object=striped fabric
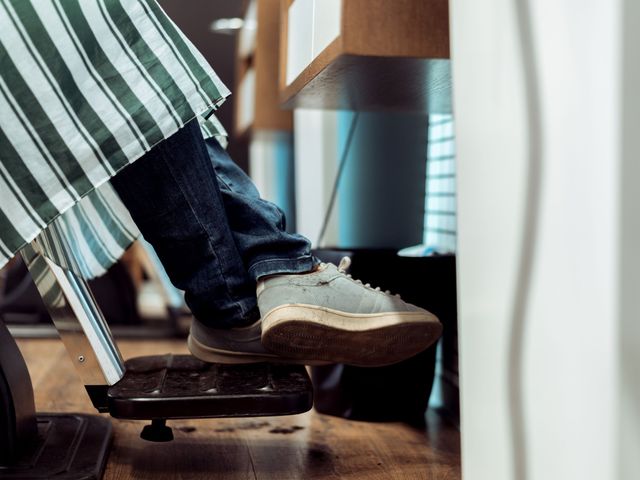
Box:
[0,0,230,277]
[21,242,65,310]
[200,115,229,149]
[37,184,140,279]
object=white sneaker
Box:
[257,257,443,367]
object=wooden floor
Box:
[16,338,461,480]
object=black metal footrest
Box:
[107,355,314,420]
[0,414,111,479]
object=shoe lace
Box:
[334,256,402,299]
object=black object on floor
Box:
[311,248,458,426]
[107,355,313,440]
[0,318,111,479]
[140,418,174,442]
[0,414,112,480]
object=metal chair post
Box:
[20,223,125,409]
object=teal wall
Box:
[337,111,428,249]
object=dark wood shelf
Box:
[279,0,452,113]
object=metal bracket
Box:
[19,224,125,409]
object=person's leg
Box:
[204,137,316,281]
[174,136,327,363]
[196,138,441,367]
[112,120,442,366]
[110,120,313,329]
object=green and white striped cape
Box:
[0,0,230,278]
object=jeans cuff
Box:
[248,254,319,281]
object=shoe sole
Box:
[261,304,443,367]
[187,334,330,366]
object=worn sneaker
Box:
[257,257,443,367]
[187,318,329,365]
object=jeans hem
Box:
[249,254,318,281]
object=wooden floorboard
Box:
[16,338,461,480]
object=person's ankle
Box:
[256,263,320,282]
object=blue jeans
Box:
[111,120,315,328]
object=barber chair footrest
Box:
[107,355,314,420]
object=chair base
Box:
[0,414,111,480]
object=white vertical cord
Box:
[509,0,543,478]
[316,112,360,247]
